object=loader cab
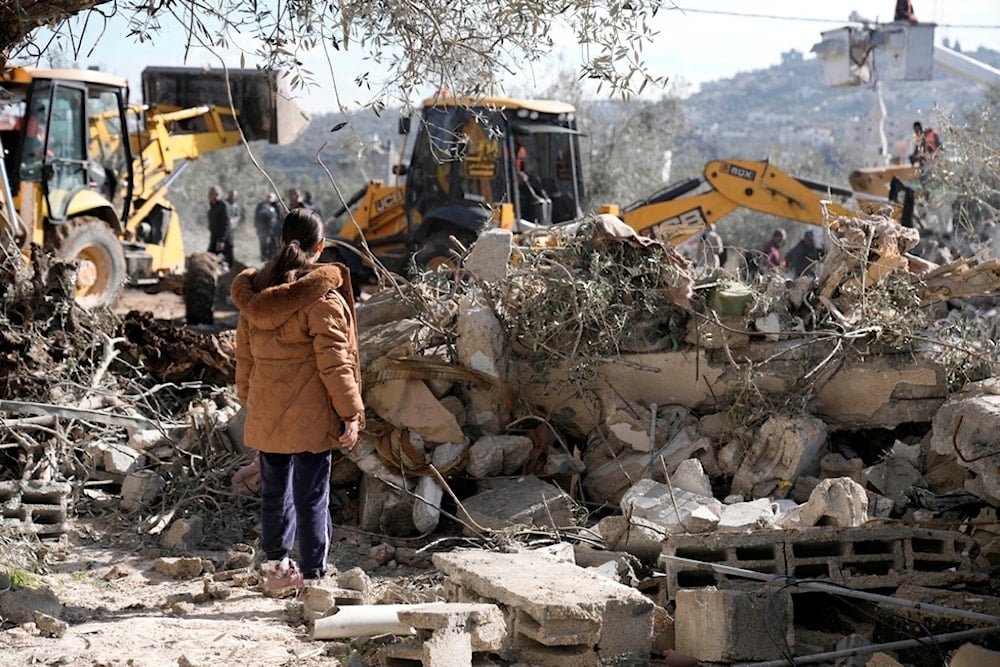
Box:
[403,96,584,239]
[0,67,132,237]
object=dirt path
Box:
[2,517,436,666]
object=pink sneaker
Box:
[262,558,303,598]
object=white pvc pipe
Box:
[311,604,418,640]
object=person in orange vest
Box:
[894,0,917,23]
[910,121,941,166]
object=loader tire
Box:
[184,252,218,326]
[46,217,126,309]
[412,230,475,274]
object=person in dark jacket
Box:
[785,230,825,277]
[207,185,235,267]
[231,207,363,596]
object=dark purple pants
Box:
[258,450,332,579]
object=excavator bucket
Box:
[140,67,309,145]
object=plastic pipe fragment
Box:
[312,604,419,640]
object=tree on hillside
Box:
[2,0,672,105]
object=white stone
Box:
[621,478,722,535]
[718,499,776,532]
[671,458,713,497]
[104,443,142,475]
[413,475,443,534]
[798,477,869,528]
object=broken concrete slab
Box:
[718,498,776,532]
[514,343,948,439]
[930,390,1000,505]
[458,476,575,534]
[583,426,713,505]
[433,549,653,665]
[621,478,722,535]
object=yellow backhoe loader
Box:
[322,96,910,286]
[0,65,307,321]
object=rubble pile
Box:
[3,208,1000,663]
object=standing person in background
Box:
[207,185,235,267]
[254,192,281,261]
[785,230,824,277]
[910,121,941,166]
[303,191,323,221]
[761,228,787,274]
[226,189,243,231]
[231,208,364,597]
[288,188,306,210]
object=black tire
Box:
[184,252,218,325]
[46,217,126,309]
[412,230,475,274]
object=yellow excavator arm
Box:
[621,158,905,244]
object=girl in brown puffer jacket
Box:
[231,207,364,596]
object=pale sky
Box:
[27,0,1000,115]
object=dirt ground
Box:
[2,515,442,667]
[111,288,239,331]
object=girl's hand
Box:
[339,420,359,450]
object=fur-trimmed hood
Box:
[231,263,354,331]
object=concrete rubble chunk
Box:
[396,602,507,651]
[583,426,713,505]
[464,228,513,284]
[120,470,164,511]
[718,498,776,532]
[466,435,533,478]
[366,378,465,444]
[430,441,468,472]
[103,442,142,475]
[595,515,665,563]
[433,549,653,665]
[675,588,793,662]
[948,643,1000,667]
[930,392,1000,505]
[456,305,510,434]
[798,477,869,528]
[671,458,713,497]
[159,516,204,550]
[358,473,415,536]
[153,556,204,579]
[731,413,827,497]
[865,441,925,507]
[0,586,63,624]
[621,478,722,535]
[459,476,576,533]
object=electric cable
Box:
[672,7,1000,30]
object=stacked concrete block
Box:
[674,588,794,662]
[0,480,71,537]
[380,603,506,667]
[659,525,981,602]
[433,549,653,666]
